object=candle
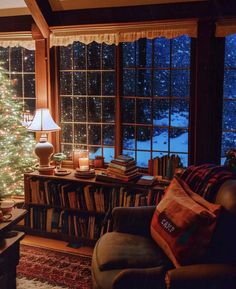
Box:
[79,157,89,171]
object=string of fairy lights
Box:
[0,65,36,197]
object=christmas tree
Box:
[0,65,36,197]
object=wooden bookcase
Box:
[24,170,168,246]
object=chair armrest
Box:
[166,264,236,289]
[112,206,156,236]
[113,266,165,289]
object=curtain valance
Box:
[0,32,35,50]
[216,19,236,37]
[50,20,197,47]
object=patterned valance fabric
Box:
[0,32,35,50]
[50,20,197,47]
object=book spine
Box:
[108,162,131,171]
[148,159,153,175]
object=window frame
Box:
[221,34,236,163]
[55,35,192,168]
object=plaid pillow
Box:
[150,177,221,267]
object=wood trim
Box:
[50,1,236,27]
[49,0,207,11]
[35,0,55,26]
[188,38,196,165]
[25,0,50,38]
[216,18,236,37]
[34,38,48,108]
[191,19,225,165]
[115,44,122,157]
[50,19,198,34]
[52,3,206,26]
[49,46,60,153]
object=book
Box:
[46,208,54,232]
[148,159,153,175]
[96,172,140,183]
[115,155,135,163]
[84,185,95,211]
[106,169,139,181]
[107,167,139,176]
[51,209,61,233]
[136,175,156,186]
[29,179,40,203]
[108,162,137,172]
[68,191,77,209]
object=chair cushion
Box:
[150,177,221,267]
[96,231,170,271]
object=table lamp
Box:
[27,108,60,173]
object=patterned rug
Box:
[17,244,92,289]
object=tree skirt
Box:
[17,244,92,289]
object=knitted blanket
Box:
[178,164,236,202]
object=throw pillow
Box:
[150,177,221,267]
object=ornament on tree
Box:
[0,65,36,197]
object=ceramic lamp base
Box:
[35,134,54,168]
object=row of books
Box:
[28,207,110,240]
[29,178,166,209]
[27,187,164,240]
[148,154,181,179]
[107,155,140,181]
[28,178,165,211]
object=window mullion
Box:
[115,43,122,158]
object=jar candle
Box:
[79,157,89,171]
[94,156,104,168]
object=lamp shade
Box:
[27,108,60,132]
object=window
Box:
[221,34,236,163]
[0,47,36,113]
[59,42,116,162]
[59,35,191,167]
[122,36,190,167]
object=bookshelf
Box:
[24,170,169,246]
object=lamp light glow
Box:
[27,108,60,132]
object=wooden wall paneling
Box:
[190,19,225,165]
[52,2,207,26]
[32,24,52,143]
[33,38,49,108]
[0,16,33,32]
[35,0,56,26]
[51,1,236,27]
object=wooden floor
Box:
[21,234,94,256]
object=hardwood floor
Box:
[21,234,93,256]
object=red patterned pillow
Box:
[150,177,221,267]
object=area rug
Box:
[17,244,92,289]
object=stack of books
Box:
[107,155,140,182]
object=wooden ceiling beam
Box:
[52,1,236,26]
[52,2,207,26]
[24,0,51,38]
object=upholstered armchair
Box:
[92,168,236,289]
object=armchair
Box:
[92,177,236,289]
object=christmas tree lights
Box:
[0,65,36,197]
